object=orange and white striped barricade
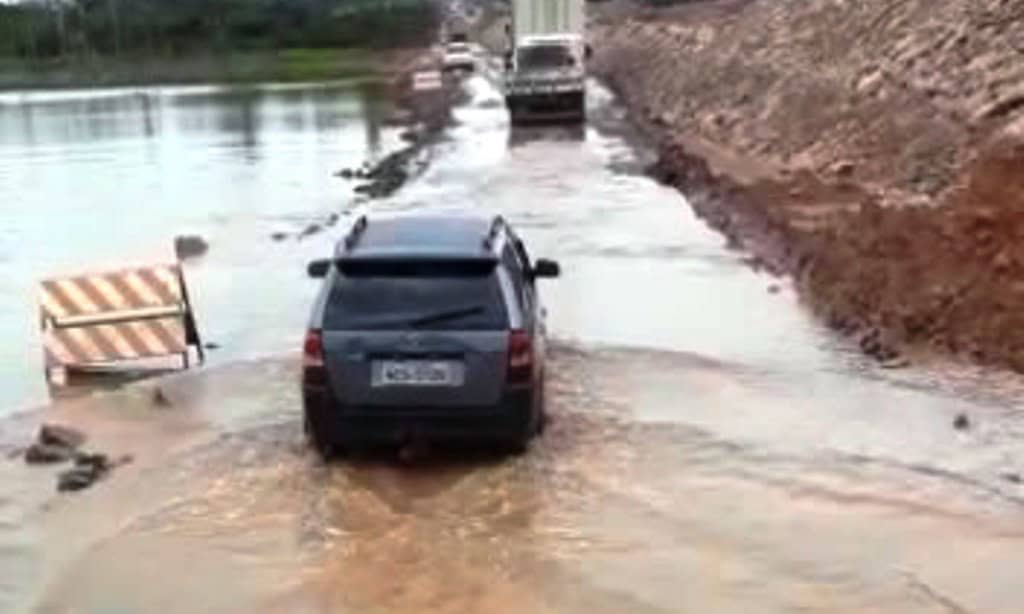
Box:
[412,70,443,92]
[38,263,204,381]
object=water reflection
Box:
[215,89,264,162]
[358,81,388,159]
[0,82,399,415]
[17,104,35,146]
[140,93,157,138]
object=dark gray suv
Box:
[302,214,560,457]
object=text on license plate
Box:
[373,361,464,387]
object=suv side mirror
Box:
[532,259,560,279]
[307,259,331,279]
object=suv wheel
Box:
[504,432,530,456]
[304,413,339,460]
[504,391,542,455]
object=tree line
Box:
[0,0,439,60]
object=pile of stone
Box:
[23,424,132,493]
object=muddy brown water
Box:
[3,74,1024,612]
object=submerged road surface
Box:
[5,74,1024,613]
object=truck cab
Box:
[504,0,586,125]
[505,34,586,124]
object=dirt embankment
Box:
[591,0,1024,369]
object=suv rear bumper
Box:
[303,383,535,445]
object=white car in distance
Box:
[443,42,476,73]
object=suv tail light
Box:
[507,330,533,384]
[303,329,326,386]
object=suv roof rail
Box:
[343,215,369,251]
[482,215,506,251]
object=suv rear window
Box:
[324,260,509,331]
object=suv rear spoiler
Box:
[339,257,499,276]
[307,256,500,279]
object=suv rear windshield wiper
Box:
[409,305,487,329]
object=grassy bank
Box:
[0,48,388,90]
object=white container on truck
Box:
[504,0,586,125]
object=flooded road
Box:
[4,72,1024,612]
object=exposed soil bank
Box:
[591,0,1024,370]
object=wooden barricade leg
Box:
[177,267,205,367]
[48,366,68,387]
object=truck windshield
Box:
[517,45,575,69]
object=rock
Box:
[325,213,340,227]
[203,342,221,350]
[400,129,419,143]
[1002,472,1022,484]
[953,413,971,431]
[152,387,171,408]
[25,443,75,465]
[970,207,999,224]
[856,70,884,95]
[830,160,856,177]
[876,346,901,362]
[975,89,1024,122]
[56,452,131,493]
[880,356,911,369]
[174,235,209,260]
[270,232,289,242]
[299,223,323,238]
[657,111,678,126]
[57,466,102,492]
[859,330,882,355]
[73,452,111,472]
[336,168,356,179]
[39,424,85,449]
[767,284,782,294]
[993,248,1013,272]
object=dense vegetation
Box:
[0,0,439,60]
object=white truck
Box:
[504,0,586,125]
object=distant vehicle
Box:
[302,214,561,457]
[505,0,586,125]
[444,13,470,44]
[443,41,476,73]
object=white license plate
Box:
[373,361,463,387]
